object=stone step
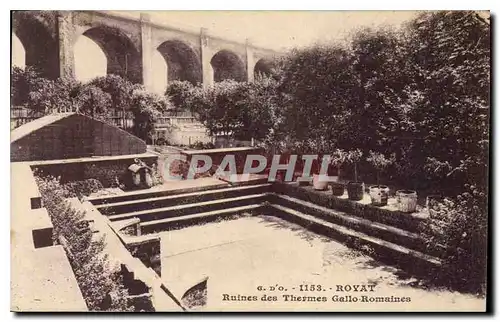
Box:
[97,184,272,215]
[107,193,268,223]
[271,194,444,258]
[141,204,264,235]
[87,179,230,205]
[266,204,441,274]
[272,183,427,233]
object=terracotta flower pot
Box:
[331,182,345,196]
[396,190,418,213]
[369,185,390,206]
[312,174,329,191]
[347,182,364,201]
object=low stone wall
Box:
[32,154,158,188]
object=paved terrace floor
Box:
[160,216,485,312]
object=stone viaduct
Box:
[12,10,280,89]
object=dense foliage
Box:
[166,74,282,143]
[274,11,489,293]
[165,80,194,110]
[11,71,172,141]
[129,88,170,140]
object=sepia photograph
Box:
[9,9,490,312]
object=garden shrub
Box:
[36,176,135,311]
[189,141,215,150]
[420,185,487,295]
[165,80,195,110]
[64,178,104,199]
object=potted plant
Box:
[330,149,348,196]
[346,149,364,201]
[396,190,418,213]
[312,154,329,191]
[366,151,395,206]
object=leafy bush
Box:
[72,84,112,120]
[189,141,215,150]
[11,66,42,107]
[11,72,172,143]
[420,185,487,294]
[36,176,135,311]
[165,80,195,109]
[63,178,104,199]
[346,149,363,182]
[181,76,282,143]
[329,149,349,179]
[129,88,170,141]
[366,151,395,184]
[88,74,140,113]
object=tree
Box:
[366,151,395,185]
[330,149,349,180]
[349,27,409,154]
[89,75,140,123]
[278,44,357,153]
[188,80,244,139]
[400,11,490,191]
[237,74,282,143]
[130,88,170,141]
[11,66,42,107]
[26,77,75,114]
[346,149,363,183]
[165,80,195,110]
[74,84,112,121]
[402,11,489,294]
[185,77,281,145]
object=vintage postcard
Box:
[10,10,489,312]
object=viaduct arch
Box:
[157,40,202,85]
[210,50,246,82]
[254,58,275,79]
[12,12,59,79]
[79,26,143,83]
[11,10,280,89]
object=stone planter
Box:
[396,190,418,213]
[369,185,390,206]
[426,194,443,218]
[331,182,345,196]
[347,182,364,201]
[312,174,329,191]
